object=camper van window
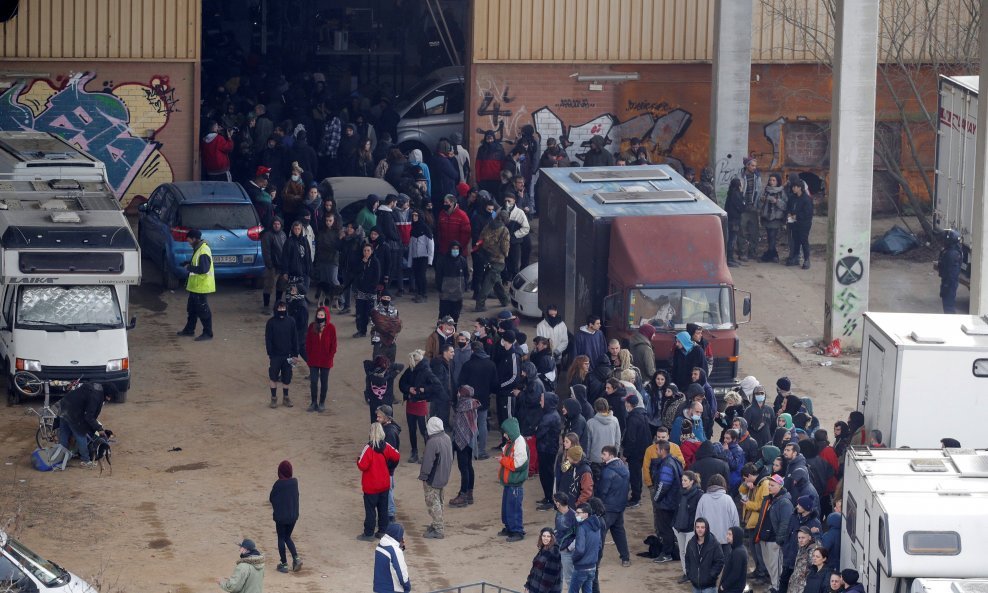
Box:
[17,286,123,330]
[629,287,733,331]
[845,493,858,543]
[4,536,69,587]
[878,516,887,555]
[2,288,13,328]
[903,531,961,555]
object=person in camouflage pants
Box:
[419,417,453,538]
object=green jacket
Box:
[220,553,265,593]
[498,417,529,486]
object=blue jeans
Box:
[693,588,716,593]
[501,485,524,534]
[388,475,396,519]
[569,567,595,593]
[59,421,90,462]
[474,409,488,458]
[560,550,574,592]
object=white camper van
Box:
[0,132,139,404]
[0,529,98,593]
[0,131,110,185]
[858,312,988,448]
[841,447,988,593]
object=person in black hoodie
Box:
[58,383,112,466]
[691,440,731,490]
[786,177,814,269]
[675,470,704,583]
[363,356,405,423]
[347,243,381,338]
[602,378,629,434]
[622,395,652,507]
[265,301,300,409]
[570,384,596,425]
[562,398,589,451]
[269,460,301,573]
[459,341,498,459]
[535,392,562,510]
[719,525,747,593]
[377,404,402,521]
[685,517,725,592]
[374,194,403,292]
[279,221,313,292]
[430,343,455,427]
[514,361,546,437]
[724,177,745,267]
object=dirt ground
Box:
[0,215,955,593]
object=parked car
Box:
[395,66,465,159]
[137,181,264,289]
[0,529,98,592]
[320,177,399,224]
[510,263,541,319]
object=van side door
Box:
[0,287,15,365]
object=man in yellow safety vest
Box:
[177,229,215,341]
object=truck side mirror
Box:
[735,289,752,325]
[743,295,751,317]
[128,316,138,330]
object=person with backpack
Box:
[58,382,113,468]
[269,460,301,574]
[218,539,265,593]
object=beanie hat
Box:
[501,330,516,344]
[427,417,445,435]
[638,324,655,339]
[777,376,792,391]
[277,460,293,479]
[566,446,585,464]
[377,404,394,420]
[841,569,859,585]
[625,394,640,407]
[686,384,705,398]
[761,445,781,465]
[796,495,813,511]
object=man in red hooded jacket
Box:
[304,306,337,412]
[435,194,472,291]
[201,122,234,181]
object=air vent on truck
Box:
[946,449,988,478]
[592,189,696,204]
[909,458,948,472]
[570,169,672,182]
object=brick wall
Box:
[0,60,198,207]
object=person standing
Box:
[269,460,302,573]
[177,229,215,340]
[265,301,299,409]
[358,423,400,540]
[755,475,794,593]
[430,343,455,427]
[535,305,569,369]
[373,523,411,593]
[436,194,472,291]
[408,209,434,303]
[649,440,683,563]
[938,229,962,313]
[501,193,531,281]
[552,493,578,591]
[598,445,632,567]
[786,179,813,269]
[364,356,405,423]
[498,417,530,542]
[569,503,604,593]
[684,517,725,593]
[419,417,453,539]
[720,526,748,593]
[217,539,265,593]
[370,291,402,364]
[724,178,744,268]
[201,122,234,181]
[759,173,787,262]
[525,528,563,593]
[374,195,404,293]
[623,395,651,507]
[401,350,437,464]
[573,316,607,371]
[437,240,470,323]
[474,209,511,312]
[459,340,499,460]
[493,331,522,443]
[674,471,704,583]
[261,217,287,312]
[449,385,480,508]
[695,474,740,558]
[350,243,381,338]
[535,392,563,511]
[304,306,337,412]
[737,157,762,261]
[377,404,403,522]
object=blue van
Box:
[137,182,264,288]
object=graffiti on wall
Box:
[0,72,176,207]
[476,77,526,140]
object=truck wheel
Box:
[113,389,127,404]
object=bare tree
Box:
[759,0,980,240]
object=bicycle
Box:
[14,371,81,450]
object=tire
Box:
[36,424,57,449]
[114,389,128,404]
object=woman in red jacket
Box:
[304,306,337,413]
[357,422,400,540]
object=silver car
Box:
[395,66,465,159]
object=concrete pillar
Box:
[969,0,988,316]
[709,0,753,205]
[823,0,879,349]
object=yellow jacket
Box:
[739,475,771,529]
[642,442,685,488]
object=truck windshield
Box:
[17,285,123,330]
[4,537,70,587]
[628,286,733,330]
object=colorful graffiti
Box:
[0,72,176,207]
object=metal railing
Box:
[428,582,523,593]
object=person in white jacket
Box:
[535,304,568,366]
[501,193,530,281]
[373,522,411,593]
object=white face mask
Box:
[291,175,300,182]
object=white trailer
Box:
[858,311,988,449]
[911,579,988,593]
[935,75,979,283]
[841,447,988,593]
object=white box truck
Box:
[0,132,139,404]
[935,75,979,283]
[842,447,988,593]
[858,311,988,449]
[911,579,988,593]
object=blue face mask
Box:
[692,414,701,421]
[575,515,586,523]
[451,249,460,257]
[755,395,766,403]
[490,210,497,219]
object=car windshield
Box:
[18,285,124,329]
[628,286,734,330]
[5,537,70,587]
[394,75,440,112]
[178,204,257,229]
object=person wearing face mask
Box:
[535,304,569,371]
[265,301,300,409]
[279,221,313,295]
[304,306,337,412]
[500,192,530,282]
[474,209,511,312]
[280,161,306,227]
[744,385,775,448]
[370,291,402,364]
[437,240,469,323]
[435,194,472,292]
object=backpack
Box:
[32,445,71,472]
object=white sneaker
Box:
[79,461,96,469]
